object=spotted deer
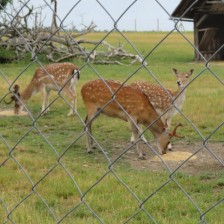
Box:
[130,68,193,149]
[81,79,182,159]
[7,62,80,116]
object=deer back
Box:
[81,79,165,132]
[31,62,79,89]
[130,81,173,113]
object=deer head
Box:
[4,84,21,114]
[172,68,194,88]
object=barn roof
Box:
[172,0,224,19]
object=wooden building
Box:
[172,0,224,60]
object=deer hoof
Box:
[138,155,146,160]
[87,150,94,154]
[40,112,47,116]
[67,112,76,116]
[141,138,148,144]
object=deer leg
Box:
[162,116,173,151]
[66,86,77,116]
[84,115,94,153]
[130,124,147,143]
[41,87,50,115]
[45,90,51,113]
[139,125,147,143]
[130,131,135,143]
[166,118,173,151]
[84,106,100,154]
[129,120,146,160]
[15,100,24,114]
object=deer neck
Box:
[141,109,165,138]
[21,82,37,102]
[149,120,165,138]
[172,86,187,110]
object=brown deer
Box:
[130,68,193,149]
[6,62,80,116]
[81,79,182,159]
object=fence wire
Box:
[0,0,223,224]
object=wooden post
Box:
[194,14,199,61]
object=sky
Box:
[16,0,194,31]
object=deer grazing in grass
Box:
[81,79,182,159]
[6,62,80,116]
[130,68,193,150]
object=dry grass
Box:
[0,110,28,116]
[151,151,197,162]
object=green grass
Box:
[0,32,224,223]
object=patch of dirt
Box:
[0,110,28,116]
[113,140,224,175]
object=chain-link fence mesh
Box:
[0,0,224,223]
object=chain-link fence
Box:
[0,0,224,223]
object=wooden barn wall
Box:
[194,14,224,60]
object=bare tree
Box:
[50,0,58,33]
[0,1,145,65]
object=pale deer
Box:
[6,62,80,116]
[130,68,193,149]
[81,79,182,159]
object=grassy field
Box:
[0,31,224,223]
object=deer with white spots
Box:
[130,68,193,150]
[7,62,80,116]
[81,79,182,159]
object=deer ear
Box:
[172,68,178,76]
[189,69,194,76]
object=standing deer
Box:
[81,79,182,159]
[7,62,80,116]
[130,68,193,149]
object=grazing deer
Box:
[7,62,80,116]
[130,68,193,149]
[81,79,182,159]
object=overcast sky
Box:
[21,0,193,31]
